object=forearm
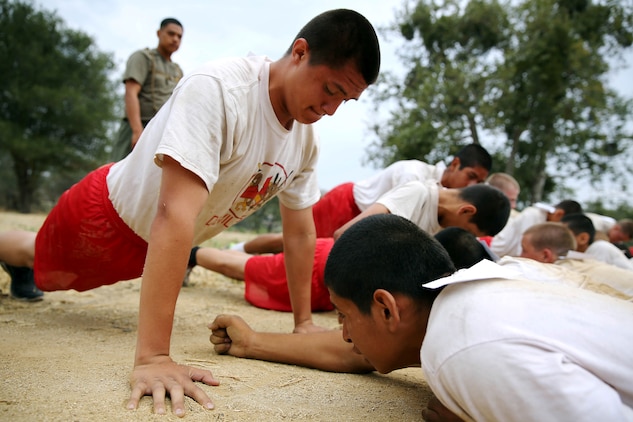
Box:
[283,233,316,326]
[125,90,142,122]
[135,212,193,363]
[246,330,374,373]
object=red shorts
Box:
[312,183,361,238]
[34,164,148,291]
[243,238,335,312]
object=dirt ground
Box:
[0,211,432,421]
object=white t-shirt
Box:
[422,264,633,421]
[586,212,616,233]
[555,256,633,296]
[375,181,441,234]
[585,240,633,271]
[490,205,549,257]
[352,160,445,211]
[107,56,321,245]
[498,256,632,299]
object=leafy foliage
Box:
[369,0,633,206]
[0,0,118,212]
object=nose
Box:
[322,99,343,116]
[341,324,352,344]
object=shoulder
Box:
[589,240,619,253]
[194,55,266,79]
[178,56,267,94]
[514,206,545,224]
[125,48,154,68]
[128,48,153,60]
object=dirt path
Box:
[0,211,431,421]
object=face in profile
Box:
[329,289,399,374]
[282,41,368,125]
[443,162,489,188]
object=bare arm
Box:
[128,156,218,416]
[280,204,325,333]
[333,203,390,240]
[209,314,374,373]
[123,79,143,148]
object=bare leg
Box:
[0,230,36,268]
[243,233,284,254]
[0,230,42,301]
[195,247,251,281]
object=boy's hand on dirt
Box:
[127,356,219,417]
[209,314,253,357]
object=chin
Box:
[297,115,322,125]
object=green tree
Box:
[369,0,633,205]
[0,0,118,212]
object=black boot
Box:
[1,263,44,301]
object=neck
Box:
[436,189,454,221]
[268,60,293,129]
[156,46,172,61]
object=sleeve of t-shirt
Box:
[375,181,429,220]
[154,73,230,191]
[429,341,632,422]
[122,49,151,85]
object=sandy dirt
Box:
[0,211,432,421]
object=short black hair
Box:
[160,18,182,29]
[455,144,492,172]
[555,200,583,215]
[324,214,455,314]
[459,184,510,236]
[285,9,381,85]
[561,213,595,245]
[434,227,496,269]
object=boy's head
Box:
[324,214,455,373]
[520,222,577,263]
[280,9,380,125]
[608,218,633,243]
[434,227,498,268]
[441,144,492,188]
[547,199,583,222]
[561,213,595,252]
[157,18,183,55]
[286,9,381,86]
[485,172,520,209]
[439,184,510,237]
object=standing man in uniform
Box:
[111,18,184,161]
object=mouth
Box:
[309,107,325,121]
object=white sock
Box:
[229,242,245,252]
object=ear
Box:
[576,232,590,250]
[549,209,565,222]
[447,157,461,171]
[372,289,401,328]
[458,204,476,216]
[290,38,309,63]
[542,248,557,263]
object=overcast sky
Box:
[40,0,632,203]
